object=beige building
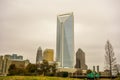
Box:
[0,56,3,74]
[57,68,77,73]
[0,54,29,75]
[43,49,54,62]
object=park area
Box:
[0,76,120,80]
[0,76,81,80]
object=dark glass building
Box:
[75,48,87,70]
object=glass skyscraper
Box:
[56,12,74,68]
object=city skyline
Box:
[0,0,120,71]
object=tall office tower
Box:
[43,49,54,62]
[56,12,74,68]
[75,48,87,70]
[36,47,42,64]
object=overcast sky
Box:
[0,0,120,71]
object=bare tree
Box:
[113,64,120,76]
[105,40,116,77]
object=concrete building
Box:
[43,49,54,62]
[75,48,87,70]
[0,54,29,75]
[0,56,3,74]
[57,68,77,73]
[36,47,42,64]
[56,12,74,68]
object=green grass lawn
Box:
[115,77,120,80]
[0,76,82,80]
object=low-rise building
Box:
[0,54,29,75]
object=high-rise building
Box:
[75,48,87,70]
[56,12,74,68]
[36,47,42,64]
[43,49,54,62]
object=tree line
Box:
[8,60,57,76]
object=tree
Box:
[16,68,26,75]
[50,63,57,73]
[114,64,120,76]
[49,63,57,76]
[39,60,50,76]
[105,40,117,77]
[8,64,17,75]
[38,60,57,76]
[26,63,37,74]
[87,69,92,74]
[8,64,26,75]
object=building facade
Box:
[56,12,74,68]
[0,56,3,74]
[36,47,42,64]
[43,49,54,62]
[0,54,29,75]
[75,48,87,70]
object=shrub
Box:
[57,71,68,77]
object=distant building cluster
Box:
[0,54,29,75]
[36,47,54,65]
[9,54,23,60]
[35,13,87,72]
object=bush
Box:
[73,69,82,75]
[57,71,68,77]
[46,72,54,76]
[87,69,92,74]
[24,73,37,76]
